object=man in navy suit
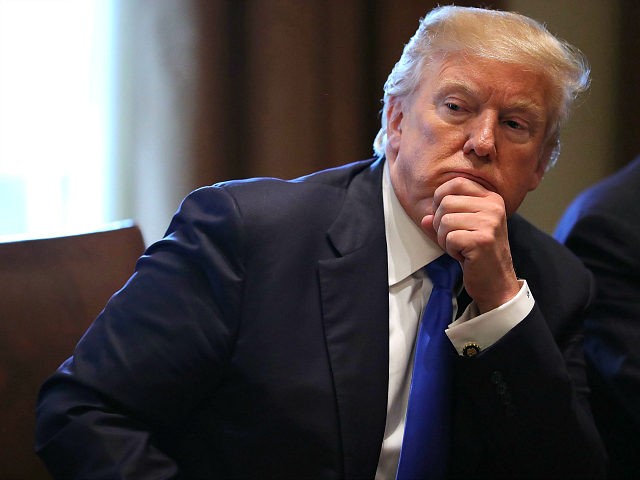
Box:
[36,6,606,479]
[555,156,640,479]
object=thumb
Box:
[421,214,439,245]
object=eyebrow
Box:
[506,99,546,119]
[434,79,547,122]
[433,80,480,102]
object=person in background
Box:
[36,6,605,479]
[555,155,640,479]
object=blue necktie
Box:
[396,254,461,480]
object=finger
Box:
[420,214,439,245]
[436,205,505,234]
[435,210,506,259]
[440,222,497,260]
[433,177,492,207]
[432,195,482,228]
[435,213,469,261]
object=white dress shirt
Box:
[375,162,535,479]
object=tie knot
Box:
[426,254,461,290]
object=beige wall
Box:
[508,0,621,233]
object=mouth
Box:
[446,171,497,192]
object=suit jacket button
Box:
[496,382,508,395]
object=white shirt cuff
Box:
[445,280,535,356]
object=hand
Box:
[421,177,520,313]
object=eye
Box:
[437,97,471,123]
[504,119,524,130]
[502,117,535,143]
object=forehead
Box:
[421,54,550,117]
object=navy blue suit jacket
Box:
[36,158,605,479]
[556,156,640,479]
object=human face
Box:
[385,53,552,227]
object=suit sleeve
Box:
[35,186,245,479]
[450,244,607,479]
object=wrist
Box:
[474,278,521,314]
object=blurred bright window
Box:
[0,0,114,238]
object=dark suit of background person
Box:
[35,6,606,480]
[555,155,640,479]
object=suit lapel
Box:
[318,159,389,479]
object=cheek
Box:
[396,148,429,184]
[399,127,443,174]
[390,152,417,194]
[422,124,468,164]
[500,169,541,215]
[418,117,448,148]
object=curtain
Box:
[115,0,501,242]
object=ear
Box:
[386,97,404,155]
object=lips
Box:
[447,171,497,192]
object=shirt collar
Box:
[383,160,444,287]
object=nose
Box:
[463,111,497,160]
